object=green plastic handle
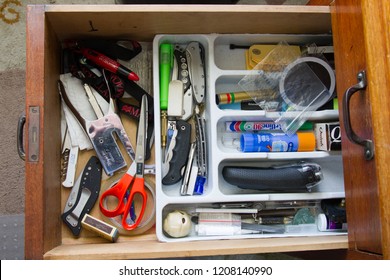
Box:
[159,43,173,110]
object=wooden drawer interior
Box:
[25,4,348,259]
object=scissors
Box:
[99,94,148,230]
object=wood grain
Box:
[28,4,386,260]
[360,0,390,259]
[43,235,348,260]
[43,5,331,42]
[331,0,382,255]
[25,4,63,260]
[307,0,333,5]
[25,4,46,260]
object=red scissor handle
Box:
[99,173,133,217]
[122,177,147,231]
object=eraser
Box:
[81,214,119,242]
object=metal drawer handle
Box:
[342,70,374,160]
[17,112,26,161]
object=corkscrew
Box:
[60,125,79,188]
[61,148,70,180]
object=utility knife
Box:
[62,156,102,236]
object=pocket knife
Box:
[62,156,102,236]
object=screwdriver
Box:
[159,43,173,152]
[80,47,139,81]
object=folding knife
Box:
[162,120,191,185]
[186,41,205,105]
[62,156,102,236]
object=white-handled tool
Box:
[61,125,79,188]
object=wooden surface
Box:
[25,5,47,260]
[44,235,348,260]
[307,0,333,6]
[43,5,331,42]
[286,249,383,260]
[27,4,384,260]
[360,0,390,258]
[331,0,383,256]
[25,5,64,259]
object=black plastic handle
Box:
[342,70,374,160]
[162,120,191,185]
[62,156,102,236]
[222,163,322,192]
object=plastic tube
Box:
[240,132,315,152]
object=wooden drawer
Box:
[25,4,353,260]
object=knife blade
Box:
[186,41,205,105]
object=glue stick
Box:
[240,132,315,152]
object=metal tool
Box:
[193,105,207,194]
[58,77,136,176]
[162,41,207,188]
[61,125,79,188]
[62,156,102,236]
[186,41,206,105]
[99,95,149,231]
[187,42,207,193]
[173,45,193,120]
[180,142,197,195]
[83,83,104,119]
[61,83,99,187]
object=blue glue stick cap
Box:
[240,133,256,152]
[194,176,206,195]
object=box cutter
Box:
[62,156,102,236]
[58,80,135,176]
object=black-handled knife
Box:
[62,156,102,236]
[162,120,191,185]
[222,162,323,192]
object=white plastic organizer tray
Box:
[152,34,345,242]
